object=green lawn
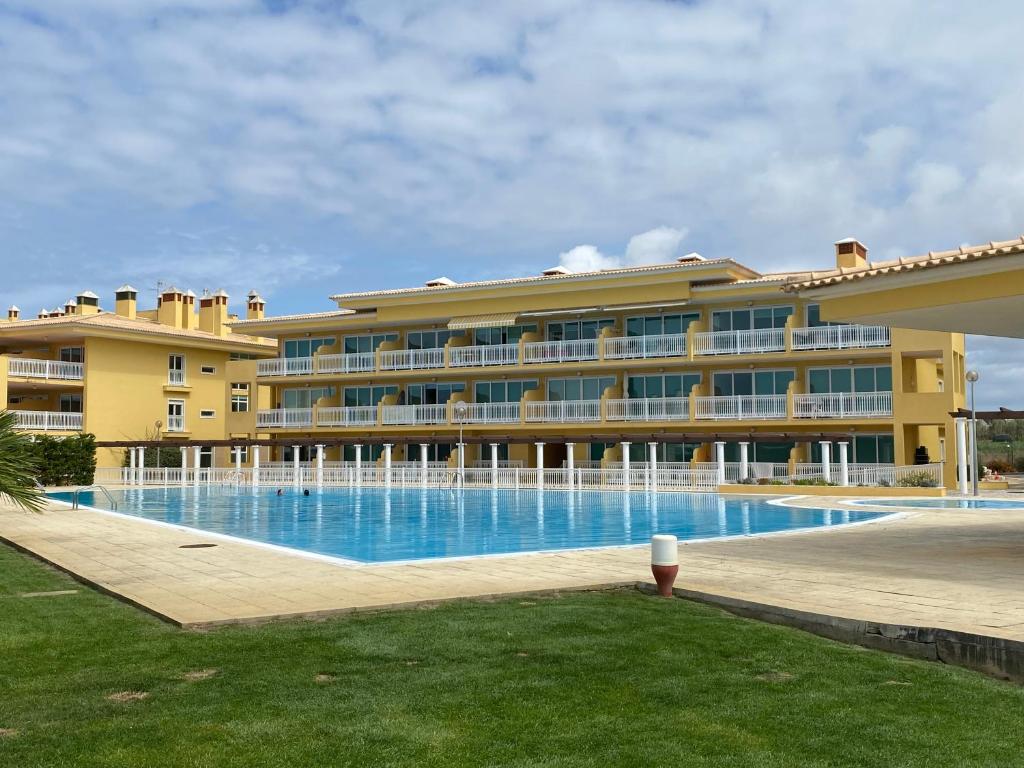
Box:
[1,545,1022,767]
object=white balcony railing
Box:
[522,339,599,364]
[257,357,314,377]
[605,397,690,421]
[167,369,186,386]
[459,402,520,424]
[793,392,893,419]
[317,406,378,427]
[166,414,185,432]
[256,408,313,428]
[316,352,375,374]
[12,410,83,431]
[603,334,687,360]
[692,328,785,356]
[694,394,787,420]
[524,400,601,422]
[381,404,448,425]
[790,325,890,351]
[448,344,519,367]
[8,358,84,381]
[379,348,445,371]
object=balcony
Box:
[317,352,375,374]
[448,344,519,367]
[8,358,84,381]
[791,325,890,351]
[522,339,598,364]
[167,369,186,386]
[12,410,83,431]
[525,400,601,422]
[257,357,314,377]
[694,394,787,420]
[379,348,445,371]
[692,328,785,356]
[606,397,689,421]
[381,403,448,425]
[604,333,687,360]
[459,402,520,424]
[256,408,313,428]
[317,406,377,427]
[166,414,185,432]
[794,392,893,419]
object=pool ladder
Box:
[71,485,118,511]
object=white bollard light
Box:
[650,534,679,597]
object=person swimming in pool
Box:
[276,488,283,496]
[303,489,310,496]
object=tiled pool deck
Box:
[1,491,1023,640]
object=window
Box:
[627,373,701,399]
[230,352,257,361]
[59,347,84,364]
[167,400,185,432]
[589,442,613,461]
[812,435,894,464]
[407,443,455,462]
[474,325,537,345]
[625,313,700,337]
[808,366,892,394]
[474,380,538,403]
[198,447,213,469]
[343,333,396,354]
[282,387,334,409]
[712,370,794,396]
[343,444,393,462]
[231,383,250,412]
[231,446,249,463]
[284,337,335,359]
[200,365,216,375]
[405,382,464,405]
[545,318,614,341]
[724,441,793,463]
[59,393,82,413]
[547,376,615,401]
[200,409,216,419]
[628,441,697,463]
[168,354,185,385]
[344,385,397,407]
[407,329,462,350]
[711,306,792,332]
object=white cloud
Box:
[558,226,687,272]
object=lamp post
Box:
[455,400,468,490]
[966,370,980,496]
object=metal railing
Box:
[167,369,186,386]
[8,358,84,381]
[379,348,445,371]
[166,414,185,432]
[605,397,690,421]
[381,403,448,425]
[694,394,787,420]
[317,406,377,427]
[71,484,117,510]
[692,328,785,356]
[790,325,890,351]
[11,410,83,431]
[793,392,893,419]
[316,352,375,374]
[522,339,599,364]
[257,357,314,377]
[448,344,519,367]
[256,408,313,428]
[524,400,602,422]
[460,402,521,424]
[603,333,687,360]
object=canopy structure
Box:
[951,408,1024,420]
[447,312,519,330]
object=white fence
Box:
[12,410,83,431]
[460,402,520,423]
[256,408,313,428]
[317,352,375,374]
[694,394,787,420]
[604,333,687,360]
[605,397,689,422]
[793,392,893,419]
[790,325,890,351]
[448,344,519,367]
[525,400,602,422]
[379,348,445,371]
[693,328,785,355]
[522,339,599,364]
[381,403,448,425]
[317,406,377,427]
[8,358,84,380]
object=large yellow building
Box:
[232,240,965,487]
[0,286,276,469]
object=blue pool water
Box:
[851,498,1024,510]
[51,487,889,563]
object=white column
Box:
[820,441,832,484]
[490,442,499,488]
[128,446,136,485]
[838,441,850,487]
[714,441,726,486]
[354,444,362,486]
[138,447,145,485]
[234,446,242,473]
[566,442,575,490]
[955,417,968,495]
[420,443,429,487]
[739,441,749,482]
[180,447,187,486]
[193,445,201,486]
[621,441,631,489]
[648,442,659,492]
[384,443,393,487]
[315,444,324,489]
[457,441,464,490]
[535,442,545,490]
[252,445,260,487]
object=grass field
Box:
[1,544,1022,767]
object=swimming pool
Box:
[850,498,1024,510]
[52,487,890,563]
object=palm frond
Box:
[0,411,45,512]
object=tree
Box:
[0,411,45,512]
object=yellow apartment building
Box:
[0,286,276,469]
[232,239,965,488]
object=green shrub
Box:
[1016,456,1024,473]
[793,477,835,487]
[28,433,97,486]
[120,446,182,468]
[896,470,939,488]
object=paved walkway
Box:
[1,495,1022,638]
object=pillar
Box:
[648,441,659,492]
[955,417,968,495]
[457,440,464,490]
[128,446,136,485]
[490,442,499,487]
[714,441,725,486]
[566,442,575,490]
[838,441,849,487]
[234,446,242,473]
[739,441,749,482]
[180,447,187,486]
[621,441,631,489]
[820,441,832,484]
[316,444,324,490]
[252,445,260,487]
[420,443,429,487]
[384,443,393,487]
[354,444,362,486]
[193,445,202,486]
[138,447,145,485]
[535,442,545,490]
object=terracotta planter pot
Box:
[651,563,678,597]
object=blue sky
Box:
[1,1,1022,406]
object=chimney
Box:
[75,290,100,315]
[37,307,48,319]
[183,289,198,329]
[115,285,138,319]
[7,305,19,322]
[246,290,265,321]
[63,298,77,316]
[157,286,184,328]
[199,289,230,336]
[47,308,63,318]
[834,238,868,269]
